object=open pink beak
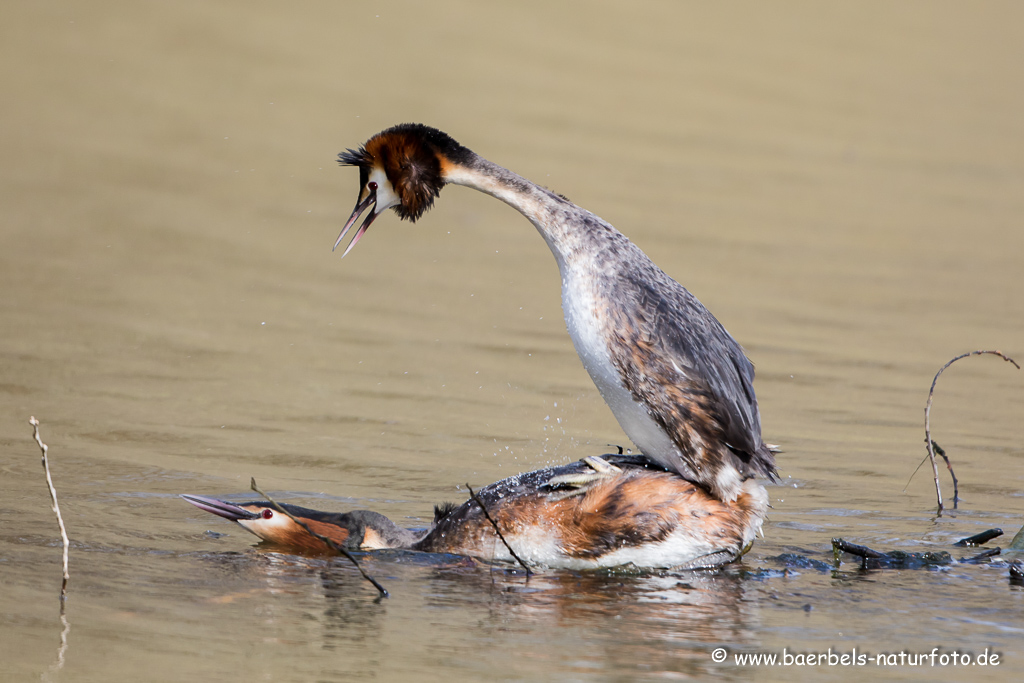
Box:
[180,494,260,522]
[334,189,380,257]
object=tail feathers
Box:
[724,441,778,486]
[663,440,779,502]
[433,501,459,523]
[748,441,779,483]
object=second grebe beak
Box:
[180,494,261,521]
[334,184,378,257]
[334,167,403,258]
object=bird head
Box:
[334,123,471,257]
[180,494,399,552]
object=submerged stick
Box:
[465,483,533,576]
[953,528,1003,548]
[831,538,885,560]
[29,417,69,601]
[921,351,1019,512]
[249,478,388,599]
[960,548,1001,564]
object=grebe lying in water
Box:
[183,454,767,570]
[335,124,776,502]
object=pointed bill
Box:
[339,209,379,258]
[334,192,378,255]
[180,494,260,521]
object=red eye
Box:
[261,509,273,519]
[368,181,378,192]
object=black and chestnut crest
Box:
[335,124,473,256]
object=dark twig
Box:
[921,350,1019,512]
[29,417,69,603]
[953,528,1003,548]
[902,442,960,504]
[930,442,959,506]
[249,478,388,599]
[960,548,1001,564]
[832,538,885,560]
[832,538,889,571]
[465,483,532,576]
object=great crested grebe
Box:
[183,454,768,570]
[335,124,776,502]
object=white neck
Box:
[442,158,554,222]
[442,156,605,272]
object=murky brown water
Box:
[2,1,1023,681]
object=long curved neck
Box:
[443,155,606,271]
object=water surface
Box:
[1,2,1022,681]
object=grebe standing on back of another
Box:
[334,124,777,502]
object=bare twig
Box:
[29,417,69,602]
[249,478,388,599]
[930,441,959,505]
[953,528,1003,547]
[832,537,885,560]
[960,547,1001,564]
[921,351,1019,512]
[903,441,960,502]
[465,483,532,576]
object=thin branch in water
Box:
[920,350,1019,512]
[960,547,1001,564]
[29,417,69,603]
[953,528,1003,548]
[903,441,959,502]
[831,537,885,559]
[930,441,959,505]
[249,478,388,599]
[465,483,532,577]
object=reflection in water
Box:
[197,550,390,680]
[319,566,387,646]
[429,569,758,678]
[42,609,69,683]
[225,546,761,679]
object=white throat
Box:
[370,167,401,213]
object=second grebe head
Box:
[334,123,472,257]
[180,494,412,552]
